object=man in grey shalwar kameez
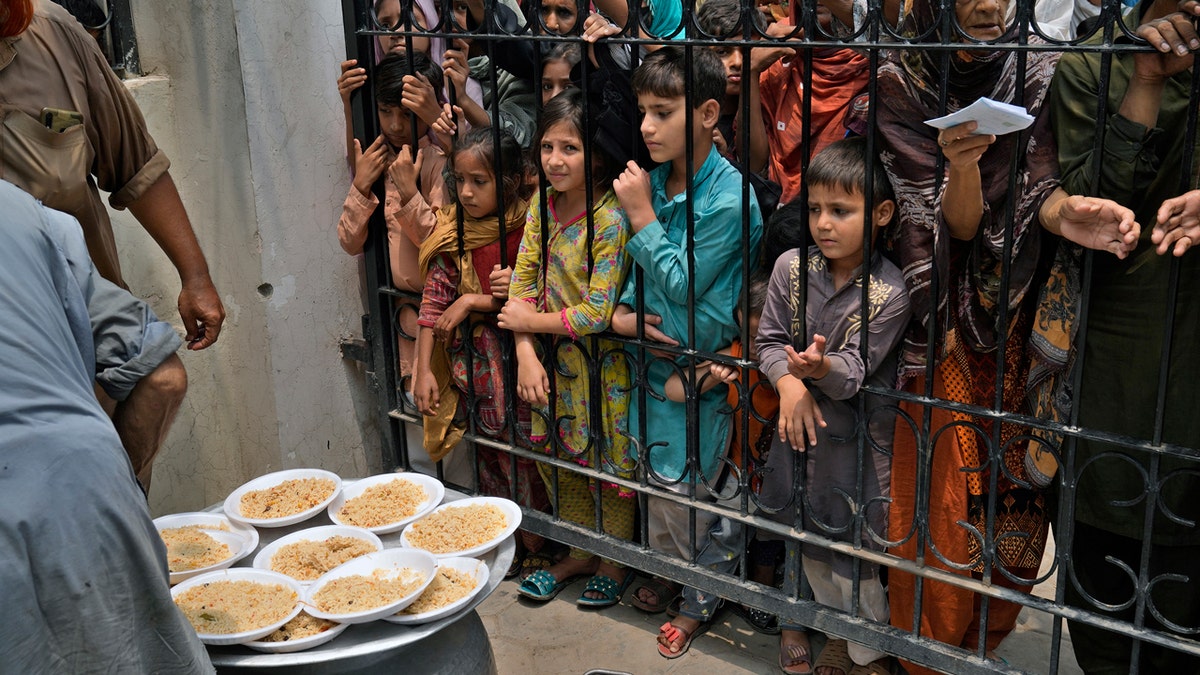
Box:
[0,180,212,673]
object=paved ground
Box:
[478,538,1083,675]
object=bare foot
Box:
[658,615,702,655]
[633,577,680,611]
[537,554,597,585]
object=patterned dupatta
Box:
[876,0,1062,382]
[417,200,528,462]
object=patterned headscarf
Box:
[875,0,1061,379]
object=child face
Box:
[807,182,870,270]
[540,121,587,195]
[637,92,689,165]
[540,58,573,104]
[377,102,429,149]
[711,44,743,98]
[377,0,431,56]
[453,149,500,219]
[449,0,474,49]
[539,0,579,35]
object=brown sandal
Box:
[814,638,854,675]
[778,630,813,674]
[631,576,681,613]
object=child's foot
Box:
[657,615,709,659]
[516,554,595,602]
[576,562,635,608]
[778,629,813,674]
[630,576,681,613]
[537,554,598,586]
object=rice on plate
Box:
[385,557,490,625]
[224,469,342,528]
[327,472,444,534]
[257,612,339,642]
[303,548,438,624]
[240,477,337,519]
[161,526,231,572]
[269,535,379,581]
[311,568,426,614]
[400,497,521,558]
[170,569,303,645]
[244,611,350,654]
[401,566,477,614]
[153,512,259,585]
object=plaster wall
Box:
[108,0,381,515]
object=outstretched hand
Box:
[1056,195,1140,259]
[1154,189,1200,256]
[785,335,827,380]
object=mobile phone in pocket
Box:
[41,107,84,133]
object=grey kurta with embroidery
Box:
[0,181,211,673]
[757,246,911,577]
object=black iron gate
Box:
[339,0,1200,672]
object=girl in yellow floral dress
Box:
[497,89,635,607]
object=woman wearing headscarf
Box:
[874,0,1136,669]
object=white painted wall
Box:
[109,0,384,515]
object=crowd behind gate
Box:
[0,0,1195,667]
[1,0,1195,671]
[333,0,1200,672]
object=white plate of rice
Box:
[252,525,383,585]
[327,472,444,535]
[303,548,438,624]
[399,496,521,559]
[171,568,303,646]
[223,468,342,528]
[154,512,260,585]
[383,557,490,625]
[243,611,350,653]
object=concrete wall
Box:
[110,0,383,515]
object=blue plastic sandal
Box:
[518,570,579,602]
[577,572,634,608]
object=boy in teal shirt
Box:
[611,45,763,658]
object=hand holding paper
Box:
[924,97,1035,136]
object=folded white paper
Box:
[924,97,1035,136]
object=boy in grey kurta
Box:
[756,138,910,672]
